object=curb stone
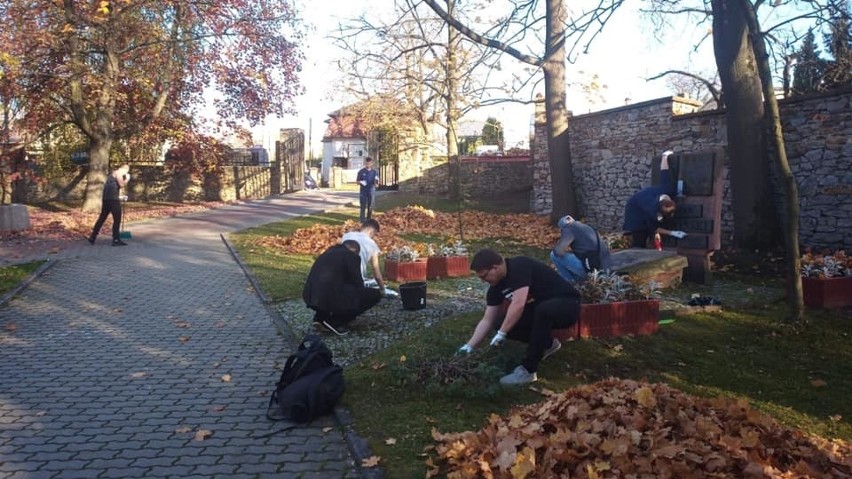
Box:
[221,227,382,479]
[0,258,56,308]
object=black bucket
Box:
[399,282,427,311]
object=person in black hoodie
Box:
[88,164,131,246]
[303,240,382,336]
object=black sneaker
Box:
[87,236,95,244]
[317,320,348,336]
[112,239,128,246]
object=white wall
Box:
[321,138,367,184]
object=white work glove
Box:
[670,230,687,239]
[119,195,128,202]
[457,344,473,355]
[661,150,674,159]
[358,180,367,186]
[490,331,507,347]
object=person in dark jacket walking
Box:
[356,157,380,223]
[622,151,686,248]
[303,240,382,336]
[88,164,131,246]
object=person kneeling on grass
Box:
[457,249,581,385]
[302,240,382,336]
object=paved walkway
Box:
[0,190,368,479]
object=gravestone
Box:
[652,149,725,284]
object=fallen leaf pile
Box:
[0,202,230,242]
[427,378,850,478]
[252,206,558,256]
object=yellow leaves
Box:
[385,437,397,445]
[194,429,213,441]
[361,456,380,468]
[428,378,851,478]
[810,378,827,388]
[509,447,536,478]
[220,374,232,382]
[634,386,657,408]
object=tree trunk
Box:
[446,0,464,240]
[82,137,113,212]
[711,0,780,250]
[545,0,578,222]
[742,0,804,320]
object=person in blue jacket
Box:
[623,151,687,248]
[356,157,380,223]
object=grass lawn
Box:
[229,191,851,478]
[0,261,45,297]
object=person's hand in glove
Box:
[670,230,688,239]
[119,195,128,202]
[457,344,473,355]
[490,331,506,347]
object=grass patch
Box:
[0,261,45,297]
[376,189,531,214]
[227,210,357,301]
[344,307,851,478]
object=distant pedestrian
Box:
[356,157,379,222]
[622,151,686,248]
[551,215,611,283]
[88,164,131,246]
[303,240,382,336]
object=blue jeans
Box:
[359,189,374,222]
[550,250,587,283]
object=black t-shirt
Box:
[486,256,580,306]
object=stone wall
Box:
[20,165,275,204]
[398,154,531,199]
[532,88,852,250]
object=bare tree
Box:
[421,0,626,221]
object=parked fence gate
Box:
[275,129,305,193]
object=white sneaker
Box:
[499,365,537,386]
[542,338,562,361]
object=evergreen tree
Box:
[481,117,504,151]
[792,29,826,94]
[822,0,852,89]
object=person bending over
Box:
[551,215,612,283]
[303,240,382,336]
[458,249,581,385]
[622,150,686,248]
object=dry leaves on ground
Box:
[0,202,230,243]
[252,206,558,257]
[427,378,850,479]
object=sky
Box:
[249,1,722,156]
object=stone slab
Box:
[0,203,31,232]
[611,248,688,289]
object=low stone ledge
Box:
[0,204,31,233]
[611,248,688,289]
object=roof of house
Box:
[321,113,369,142]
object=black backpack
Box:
[266,335,345,423]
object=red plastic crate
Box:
[579,300,660,338]
[384,259,428,283]
[802,276,852,309]
[426,256,470,280]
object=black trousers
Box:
[630,230,651,248]
[312,287,383,325]
[501,296,580,373]
[91,200,122,241]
